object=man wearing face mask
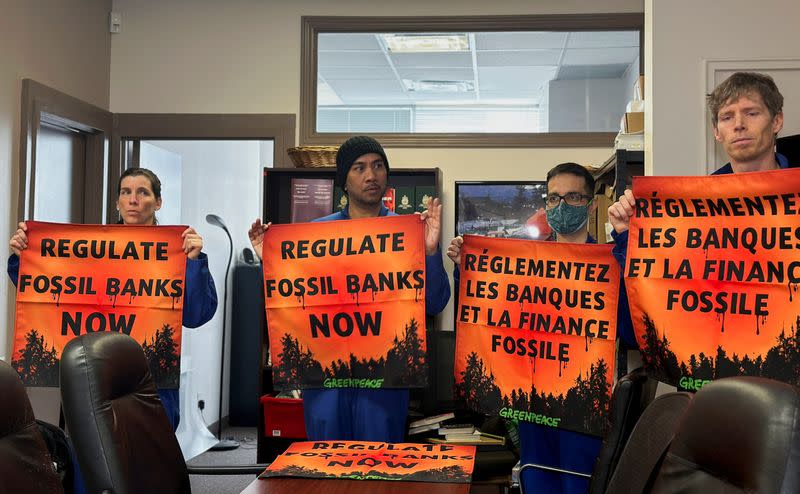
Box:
[447,162,635,493]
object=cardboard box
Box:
[634,75,644,100]
[624,112,644,133]
[593,185,616,243]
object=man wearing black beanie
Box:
[248,135,450,443]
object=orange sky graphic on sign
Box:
[12,222,187,387]
[262,215,427,389]
[261,441,475,483]
[627,170,800,389]
[454,235,619,436]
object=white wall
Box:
[140,141,183,225]
[646,0,800,176]
[547,78,628,131]
[148,139,268,423]
[0,0,111,360]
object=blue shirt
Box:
[711,152,789,175]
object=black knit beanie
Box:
[335,136,389,191]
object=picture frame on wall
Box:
[455,181,550,240]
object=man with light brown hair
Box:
[608,71,790,238]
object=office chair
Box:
[0,358,64,494]
[60,332,266,494]
[603,390,692,493]
[518,367,662,494]
[648,376,800,493]
[607,376,800,493]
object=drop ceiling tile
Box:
[396,68,475,81]
[318,51,388,67]
[328,79,408,104]
[566,31,639,49]
[476,32,567,50]
[478,66,557,92]
[562,47,639,65]
[320,66,397,80]
[390,52,473,68]
[477,50,562,67]
[557,64,629,80]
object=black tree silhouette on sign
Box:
[457,352,612,436]
[274,333,325,389]
[385,318,428,386]
[454,352,503,413]
[640,312,800,387]
[639,313,681,383]
[273,317,428,389]
[142,324,180,388]
[561,359,611,435]
[11,329,60,386]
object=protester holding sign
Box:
[448,163,633,494]
[8,167,218,428]
[608,72,790,267]
[606,73,798,393]
[623,171,800,390]
[249,135,450,443]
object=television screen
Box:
[455,181,550,240]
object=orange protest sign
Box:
[11,222,187,387]
[260,441,475,483]
[627,170,800,391]
[262,215,427,390]
[454,235,619,437]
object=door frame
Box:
[19,79,113,224]
[110,113,296,224]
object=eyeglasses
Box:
[545,192,593,208]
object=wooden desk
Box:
[241,478,471,494]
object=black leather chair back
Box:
[0,359,64,494]
[60,332,190,494]
[651,377,800,494]
[589,366,657,493]
[605,391,693,493]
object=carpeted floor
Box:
[187,426,261,494]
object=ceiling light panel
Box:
[382,33,469,53]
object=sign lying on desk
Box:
[260,441,475,483]
[627,170,800,391]
[11,222,186,388]
[454,235,619,437]
[262,215,427,389]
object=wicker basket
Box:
[287,146,338,168]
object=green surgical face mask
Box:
[546,202,590,235]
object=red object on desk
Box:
[260,396,307,439]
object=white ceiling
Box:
[318,31,639,106]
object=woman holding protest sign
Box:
[8,167,218,429]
